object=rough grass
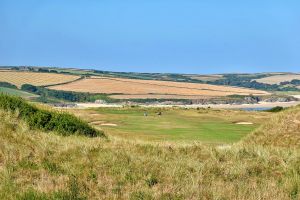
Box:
[1,109,300,199]
[244,105,300,148]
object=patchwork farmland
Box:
[0,71,79,88]
[255,74,300,85]
[49,76,269,99]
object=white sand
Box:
[235,122,253,125]
[100,123,118,126]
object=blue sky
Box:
[0,0,299,73]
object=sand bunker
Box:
[101,123,118,126]
[91,113,101,116]
[235,122,253,125]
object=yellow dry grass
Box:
[255,74,300,85]
[0,71,79,88]
[243,105,300,147]
[1,108,300,199]
[49,77,269,99]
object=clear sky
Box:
[0,0,299,74]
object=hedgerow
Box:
[21,84,119,103]
[0,81,18,89]
[0,93,104,137]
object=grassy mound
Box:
[0,109,300,199]
[243,105,300,148]
[0,94,103,137]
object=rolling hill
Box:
[255,74,300,85]
[1,67,283,104]
[0,71,80,88]
[49,76,269,99]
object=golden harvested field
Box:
[255,74,300,84]
[0,71,79,88]
[49,77,269,99]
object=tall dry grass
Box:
[0,108,300,199]
[243,105,300,148]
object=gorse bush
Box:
[0,94,104,137]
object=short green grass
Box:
[0,87,38,98]
[74,107,271,143]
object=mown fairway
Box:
[71,107,271,143]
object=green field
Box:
[0,87,38,98]
[72,107,271,143]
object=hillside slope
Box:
[49,77,269,99]
[244,105,300,148]
[1,107,300,199]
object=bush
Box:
[0,94,104,137]
[267,106,284,112]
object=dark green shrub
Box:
[27,110,52,130]
[267,106,284,112]
[0,94,104,137]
